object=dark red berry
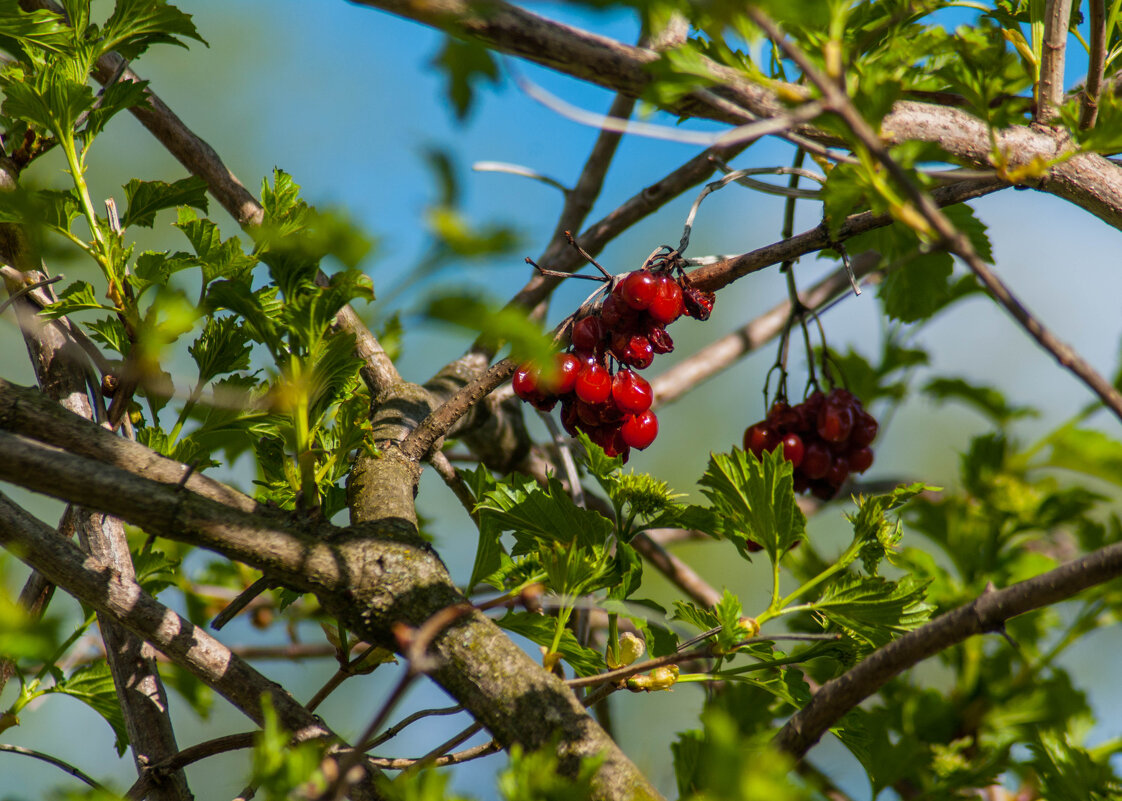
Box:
[571,315,603,352]
[851,410,879,448]
[826,457,850,488]
[848,446,874,473]
[801,441,831,480]
[600,293,636,330]
[781,433,805,468]
[643,320,674,354]
[619,271,658,310]
[561,401,579,435]
[681,284,715,320]
[612,369,653,414]
[647,274,684,324]
[575,363,612,404]
[817,403,854,443]
[744,423,781,457]
[621,409,658,450]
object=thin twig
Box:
[1037,0,1075,122]
[365,705,463,750]
[368,739,501,770]
[0,743,108,792]
[0,274,64,316]
[472,161,571,194]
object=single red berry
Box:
[575,363,612,404]
[621,409,658,450]
[600,293,636,331]
[647,274,684,324]
[744,423,781,457]
[681,283,715,320]
[620,271,658,311]
[826,457,850,488]
[781,433,805,468]
[801,440,831,480]
[612,369,653,414]
[560,400,579,436]
[550,353,582,395]
[614,334,653,369]
[851,410,879,448]
[810,481,836,501]
[530,395,557,413]
[817,402,854,443]
[848,446,874,473]
[571,315,603,352]
[512,364,540,401]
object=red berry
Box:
[781,433,805,468]
[643,320,674,354]
[801,440,831,479]
[826,457,850,488]
[681,283,715,320]
[848,446,874,473]
[575,363,612,404]
[512,364,540,401]
[612,369,654,414]
[851,410,879,448]
[600,293,636,330]
[612,334,653,369]
[817,403,854,443]
[744,423,781,457]
[561,400,579,435]
[647,274,684,324]
[621,409,658,450]
[571,315,603,352]
[619,271,658,310]
[550,353,581,395]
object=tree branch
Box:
[1081,0,1108,128]
[1037,0,1075,123]
[773,539,1122,758]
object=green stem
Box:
[607,613,620,667]
[548,606,573,656]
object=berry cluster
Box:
[743,388,878,500]
[513,268,714,462]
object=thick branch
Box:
[1037,0,1075,123]
[355,0,1122,231]
[774,539,1122,758]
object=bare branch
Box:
[774,539,1122,758]
[0,743,109,792]
[1037,0,1075,123]
[368,739,500,770]
[1082,0,1108,128]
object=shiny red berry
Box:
[612,369,653,414]
[619,271,658,311]
[621,409,658,450]
[550,353,581,395]
[826,457,850,488]
[851,410,879,448]
[744,423,780,457]
[512,364,540,401]
[848,446,874,473]
[817,403,854,443]
[571,315,603,352]
[647,274,684,324]
[575,363,612,404]
[781,433,805,468]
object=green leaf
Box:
[425,290,556,368]
[132,549,178,596]
[432,35,500,120]
[698,448,806,564]
[176,208,256,284]
[2,69,95,137]
[158,660,213,720]
[129,250,195,297]
[205,280,281,353]
[82,79,151,139]
[39,280,114,319]
[924,376,1037,426]
[814,574,932,648]
[0,593,59,662]
[878,249,954,323]
[426,205,520,258]
[1041,425,1122,488]
[849,482,936,575]
[100,0,206,60]
[462,463,508,589]
[496,611,605,677]
[499,740,602,801]
[188,314,252,383]
[943,203,993,263]
[1028,730,1121,801]
[122,176,208,228]
[0,3,72,56]
[476,475,614,553]
[53,662,129,755]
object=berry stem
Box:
[525,256,610,282]
[564,230,613,279]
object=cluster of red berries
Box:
[743,388,877,500]
[513,268,714,462]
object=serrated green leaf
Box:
[698,448,806,564]
[496,611,605,677]
[476,474,614,553]
[53,661,128,755]
[943,203,993,263]
[878,249,954,323]
[122,176,208,228]
[176,208,256,284]
[461,464,508,589]
[100,0,206,60]
[849,482,935,575]
[82,79,151,139]
[39,280,114,319]
[0,3,72,56]
[432,35,499,120]
[205,280,281,353]
[672,599,721,633]
[2,70,95,137]
[188,314,252,383]
[132,549,178,596]
[814,574,932,648]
